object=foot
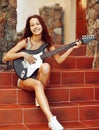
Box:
[48,116,64,130]
[35,98,40,107]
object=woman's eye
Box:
[36,23,40,25]
[30,24,34,27]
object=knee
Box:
[35,80,44,91]
[41,63,50,74]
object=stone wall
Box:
[86,0,99,68]
[0,0,17,70]
[40,4,64,44]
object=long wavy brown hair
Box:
[22,15,53,47]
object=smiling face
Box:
[29,18,43,36]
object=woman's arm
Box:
[49,40,82,64]
[2,39,26,63]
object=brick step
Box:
[0,69,99,86]
[0,101,99,125]
[45,56,93,70]
[50,69,99,84]
[0,84,99,104]
[0,45,97,130]
[0,120,99,130]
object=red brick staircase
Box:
[0,45,99,130]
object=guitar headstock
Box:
[81,35,96,44]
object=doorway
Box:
[76,0,87,39]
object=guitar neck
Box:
[41,41,76,59]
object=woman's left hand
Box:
[73,40,82,49]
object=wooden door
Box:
[76,0,87,39]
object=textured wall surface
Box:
[86,0,99,68]
[0,0,17,70]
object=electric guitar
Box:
[13,35,96,80]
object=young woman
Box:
[2,15,82,130]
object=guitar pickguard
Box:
[25,52,43,78]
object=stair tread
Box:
[22,100,99,108]
[0,102,75,110]
[27,121,99,130]
[0,83,99,88]
[0,100,99,109]
[26,120,99,130]
[51,68,99,71]
[0,124,28,130]
[0,120,99,130]
[1,68,99,72]
[48,83,99,87]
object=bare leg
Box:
[19,63,53,121]
[35,63,51,106]
[37,63,51,87]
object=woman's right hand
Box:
[22,52,37,64]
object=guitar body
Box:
[13,44,47,80]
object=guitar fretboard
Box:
[41,42,76,59]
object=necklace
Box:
[30,37,43,49]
